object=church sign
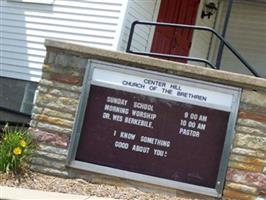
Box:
[67,60,241,197]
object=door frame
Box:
[149,0,200,58]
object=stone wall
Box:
[30,40,266,199]
[224,90,266,199]
[30,49,87,176]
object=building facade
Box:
[0,0,265,121]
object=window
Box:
[0,77,37,117]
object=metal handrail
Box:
[126,20,260,77]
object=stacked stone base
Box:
[224,91,266,200]
[29,50,85,177]
[30,144,68,177]
[29,41,266,200]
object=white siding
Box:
[119,0,160,52]
[0,0,126,81]
[219,1,266,77]
[188,0,218,67]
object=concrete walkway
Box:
[0,186,114,200]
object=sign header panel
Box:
[92,68,234,110]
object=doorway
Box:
[151,0,200,61]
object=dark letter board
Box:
[76,85,230,188]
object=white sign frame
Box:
[67,59,241,198]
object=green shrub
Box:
[0,124,36,173]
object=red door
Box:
[151,0,200,62]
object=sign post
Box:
[67,60,241,197]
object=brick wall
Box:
[29,40,266,199]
